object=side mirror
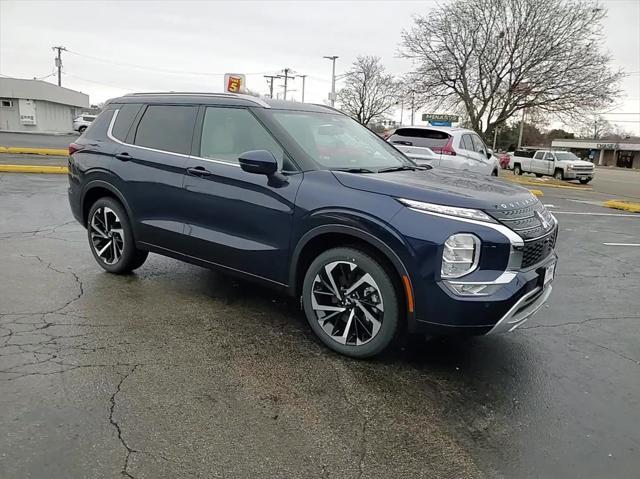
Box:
[238,150,278,176]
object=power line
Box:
[65,48,275,77]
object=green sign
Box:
[422,113,459,123]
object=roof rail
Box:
[122,92,271,108]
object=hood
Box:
[332,167,535,211]
[566,159,594,167]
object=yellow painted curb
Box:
[603,200,640,213]
[0,146,68,156]
[0,164,68,174]
[529,189,544,197]
[501,176,590,191]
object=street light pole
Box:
[323,56,338,107]
[517,107,526,149]
[299,75,307,103]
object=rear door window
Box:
[533,151,544,160]
[461,134,474,151]
[471,135,486,153]
[389,128,450,149]
[133,105,198,155]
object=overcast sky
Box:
[1,0,638,134]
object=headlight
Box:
[441,233,480,279]
[398,198,496,223]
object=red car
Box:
[499,153,511,169]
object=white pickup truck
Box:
[508,149,595,184]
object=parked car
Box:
[73,114,96,133]
[509,149,595,184]
[498,152,511,169]
[68,93,558,358]
[386,126,500,176]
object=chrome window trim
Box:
[107,108,242,168]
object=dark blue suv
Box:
[68,93,558,358]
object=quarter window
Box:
[200,107,286,167]
[112,103,143,141]
[134,105,197,155]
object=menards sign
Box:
[421,113,459,123]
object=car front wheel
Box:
[554,169,564,180]
[87,197,148,274]
[302,247,399,358]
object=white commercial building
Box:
[551,138,640,169]
[0,77,90,133]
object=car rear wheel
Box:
[87,197,148,274]
[302,247,399,358]
[78,125,87,133]
[535,173,543,178]
[554,169,564,180]
[491,169,498,177]
[514,164,522,175]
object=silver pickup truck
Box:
[508,149,595,184]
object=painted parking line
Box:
[603,243,640,247]
[553,211,640,217]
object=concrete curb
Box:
[0,164,68,174]
[603,200,640,213]
[0,146,68,156]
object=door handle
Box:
[115,152,133,161]
[187,166,212,177]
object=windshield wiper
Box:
[377,165,427,173]
[332,167,376,174]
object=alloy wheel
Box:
[310,261,384,346]
[89,206,124,265]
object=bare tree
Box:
[400,0,624,136]
[338,56,401,125]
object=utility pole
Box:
[277,68,295,101]
[263,75,277,99]
[299,75,307,103]
[492,125,499,150]
[517,107,526,149]
[52,46,66,87]
[323,56,338,107]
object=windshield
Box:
[555,152,580,161]
[270,110,415,171]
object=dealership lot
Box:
[1,173,639,478]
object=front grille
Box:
[488,198,555,241]
[522,231,557,268]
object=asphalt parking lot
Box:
[1,173,639,478]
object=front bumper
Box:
[564,170,594,180]
[487,283,552,334]
[412,253,557,335]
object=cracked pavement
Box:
[1,174,639,478]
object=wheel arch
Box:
[81,180,132,227]
[289,225,415,323]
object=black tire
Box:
[535,173,543,178]
[302,247,399,358]
[553,169,564,180]
[87,197,148,274]
[579,178,591,184]
[514,164,522,175]
[78,125,87,133]
[491,169,498,177]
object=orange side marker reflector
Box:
[402,275,414,313]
